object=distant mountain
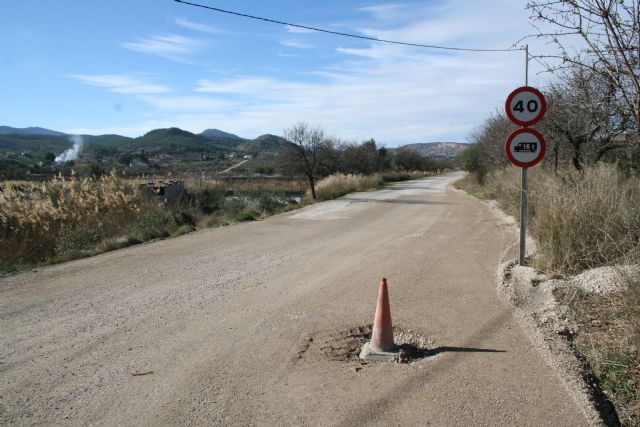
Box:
[141,127,197,141]
[0,133,73,161]
[126,127,230,152]
[81,134,131,145]
[398,142,467,160]
[201,128,244,140]
[237,134,285,152]
[0,126,67,137]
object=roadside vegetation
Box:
[0,129,449,274]
[554,275,640,425]
[0,175,304,273]
[455,2,640,423]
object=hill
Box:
[200,128,244,140]
[237,134,285,153]
[0,134,71,156]
[107,127,234,154]
[0,126,67,137]
[398,142,467,159]
[81,134,132,145]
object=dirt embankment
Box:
[493,214,636,426]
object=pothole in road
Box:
[318,324,436,364]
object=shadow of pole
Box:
[427,346,506,356]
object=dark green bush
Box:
[55,225,104,257]
[257,192,286,214]
[223,197,247,216]
[133,209,175,241]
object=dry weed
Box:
[315,173,384,200]
[0,172,140,265]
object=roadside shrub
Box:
[532,165,640,273]
[257,192,287,214]
[0,172,139,266]
[234,209,260,222]
[223,197,248,216]
[555,272,640,424]
[55,225,104,257]
[132,208,174,241]
[485,164,640,274]
[380,171,429,182]
[171,224,195,237]
[173,210,196,227]
[315,174,384,200]
[484,168,521,218]
[181,183,225,215]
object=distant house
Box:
[243,154,253,160]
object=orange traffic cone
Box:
[360,277,398,361]
[370,278,395,352]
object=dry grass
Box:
[380,170,432,182]
[484,164,640,274]
[532,166,640,273]
[453,173,493,200]
[555,273,640,426]
[315,173,384,200]
[0,175,309,271]
[0,172,141,267]
[0,169,442,271]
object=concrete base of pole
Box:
[359,342,399,362]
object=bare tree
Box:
[526,0,640,130]
[279,122,335,200]
[541,66,627,170]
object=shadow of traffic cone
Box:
[360,277,399,362]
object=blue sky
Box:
[1,1,552,146]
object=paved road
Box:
[1,172,591,426]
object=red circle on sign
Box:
[505,128,546,168]
[505,86,547,126]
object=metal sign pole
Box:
[519,168,528,265]
[519,44,529,266]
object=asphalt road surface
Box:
[1,172,591,426]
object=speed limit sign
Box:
[505,86,546,126]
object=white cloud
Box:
[280,39,312,49]
[66,121,173,138]
[181,46,524,144]
[195,77,306,96]
[357,3,412,22]
[173,16,218,33]
[71,0,563,144]
[286,25,315,34]
[70,74,171,95]
[138,95,233,112]
[121,34,204,61]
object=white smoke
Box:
[55,135,83,164]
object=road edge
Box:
[450,178,607,426]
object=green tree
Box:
[44,152,56,164]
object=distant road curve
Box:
[219,159,248,173]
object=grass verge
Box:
[554,274,640,426]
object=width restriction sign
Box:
[505,128,546,168]
[505,86,546,126]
